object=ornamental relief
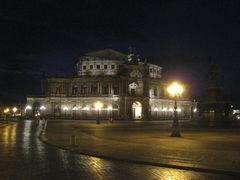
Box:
[129,70,142,78]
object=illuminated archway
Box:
[132,101,142,119]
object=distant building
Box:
[27,49,194,120]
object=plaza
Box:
[43,120,240,175]
[1,120,236,180]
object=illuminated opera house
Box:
[27,49,194,120]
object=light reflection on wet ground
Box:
[0,120,237,180]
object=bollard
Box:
[5,115,8,124]
[43,119,48,130]
[70,135,77,146]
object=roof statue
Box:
[127,47,140,64]
[208,62,219,85]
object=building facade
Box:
[27,49,194,120]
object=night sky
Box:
[1,0,240,103]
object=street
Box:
[0,120,237,180]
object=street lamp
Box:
[94,102,103,124]
[40,105,46,119]
[167,82,184,137]
[3,108,10,123]
[12,107,18,113]
[25,105,32,119]
[12,107,18,120]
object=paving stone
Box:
[0,120,237,179]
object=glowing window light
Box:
[162,108,167,112]
[82,106,90,111]
[177,108,181,112]
[169,108,174,112]
[153,107,159,112]
[25,105,32,111]
[63,106,69,111]
[94,102,103,110]
[107,106,113,111]
[72,106,78,111]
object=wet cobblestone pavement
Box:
[0,121,238,179]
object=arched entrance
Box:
[132,101,142,119]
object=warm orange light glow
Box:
[3,108,10,114]
[72,106,78,111]
[25,105,32,111]
[82,106,90,111]
[63,106,69,111]
[167,82,184,97]
[94,102,103,110]
[107,106,113,111]
[40,105,46,110]
[12,107,18,113]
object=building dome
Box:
[75,49,127,76]
[75,49,162,78]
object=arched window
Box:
[103,104,108,109]
[154,88,157,96]
[113,104,119,110]
[55,86,62,94]
[72,85,78,95]
[102,85,109,95]
[91,84,98,94]
[129,82,138,95]
[81,84,88,94]
[72,105,78,111]
[113,84,119,95]
[82,104,89,111]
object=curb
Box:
[38,127,240,178]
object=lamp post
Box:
[94,102,103,124]
[25,105,32,119]
[167,82,184,137]
[40,105,46,119]
[12,107,18,120]
[3,108,10,123]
